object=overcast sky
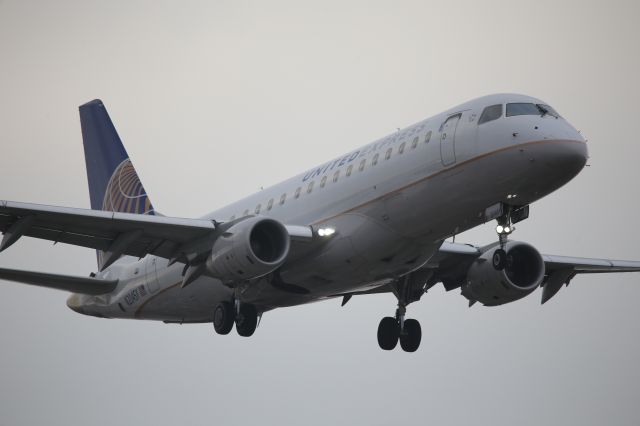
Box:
[1,1,640,425]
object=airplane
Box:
[1,93,639,353]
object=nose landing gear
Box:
[493,216,513,271]
[492,204,529,270]
[491,203,515,271]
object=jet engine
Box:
[461,241,545,306]
[206,217,290,283]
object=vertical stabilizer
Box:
[79,99,155,268]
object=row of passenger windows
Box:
[479,103,561,125]
[229,130,434,220]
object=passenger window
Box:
[294,187,301,199]
[372,153,379,166]
[399,142,406,154]
[506,103,540,117]
[411,137,418,149]
[279,193,286,205]
[255,204,261,214]
[359,158,366,171]
[333,170,340,183]
[478,104,502,124]
[385,148,392,160]
[307,181,314,194]
[425,130,432,143]
[346,164,353,176]
[320,175,327,188]
[267,198,274,211]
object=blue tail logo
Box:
[102,159,155,215]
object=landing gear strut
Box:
[212,300,258,337]
[377,273,428,352]
[493,207,514,271]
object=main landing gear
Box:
[377,273,429,352]
[377,305,422,352]
[213,301,258,337]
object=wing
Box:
[430,241,640,303]
[337,241,640,304]
[0,200,314,271]
[0,200,216,262]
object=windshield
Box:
[537,104,560,118]
[507,103,561,118]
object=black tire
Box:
[377,317,400,350]
[493,248,507,270]
[213,301,234,335]
[236,304,258,337]
[400,319,422,352]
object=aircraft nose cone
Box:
[535,139,588,188]
[559,139,588,171]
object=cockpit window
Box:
[506,103,540,117]
[507,103,561,118]
[538,104,560,118]
[478,104,502,125]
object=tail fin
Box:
[79,99,155,216]
[79,99,155,269]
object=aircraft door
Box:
[145,256,160,293]
[440,114,460,166]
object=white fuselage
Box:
[68,94,587,322]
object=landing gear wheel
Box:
[213,301,234,335]
[399,319,422,352]
[377,317,400,350]
[493,248,507,271]
[236,304,258,337]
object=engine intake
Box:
[206,217,290,283]
[461,241,545,306]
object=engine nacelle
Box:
[461,241,545,306]
[206,217,290,283]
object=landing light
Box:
[496,225,513,235]
[318,227,336,237]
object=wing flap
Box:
[0,267,118,295]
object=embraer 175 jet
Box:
[1,94,639,352]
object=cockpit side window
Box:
[478,104,502,125]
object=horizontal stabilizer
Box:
[0,267,118,295]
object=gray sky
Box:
[1,1,640,425]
